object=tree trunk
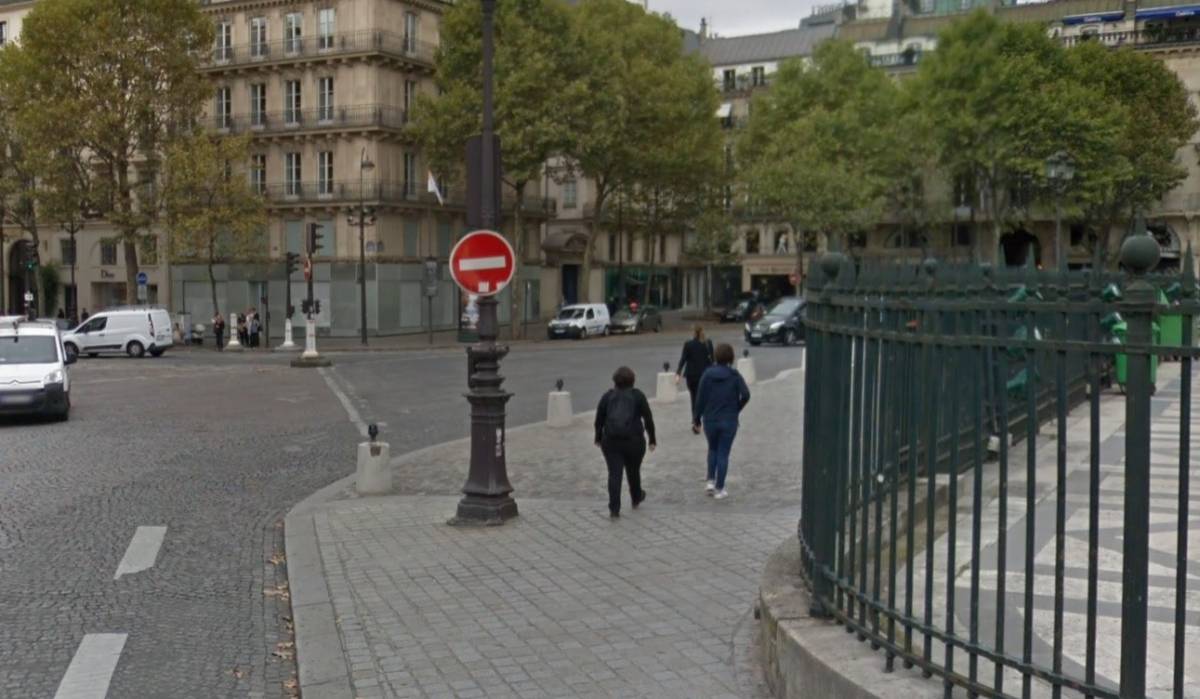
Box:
[581,185,607,304]
[510,181,526,341]
[208,239,219,318]
[704,262,712,315]
[116,159,140,304]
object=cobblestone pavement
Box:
[295,366,806,699]
[0,330,795,698]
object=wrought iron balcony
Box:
[203,31,436,71]
[258,180,556,216]
[1060,27,1200,49]
[209,104,409,136]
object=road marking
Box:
[113,526,166,579]
[53,633,127,699]
[318,367,368,438]
[457,255,505,271]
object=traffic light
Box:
[23,247,37,271]
[301,299,311,315]
[306,223,324,256]
[286,252,300,276]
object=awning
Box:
[715,103,732,119]
[1062,10,1124,24]
[1136,4,1200,20]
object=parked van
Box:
[0,317,75,420]
[547,303,610,339]
[63,307,174,359]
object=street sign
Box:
[137,284,147,301]
[23,291,33,303]
[136,271,149,286]
[449,230,514,297]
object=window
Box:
[286,220,304,254]
[285,152,301,196]
[437,222,452,257]
[250,17,268,58]
[403,152,416,196]
[403,80,416,116]
[404,12,419,52]
[140,235,158,265]
[101,240,117,266]
[318,77,334,122]
[285,12,302,54]
[250,154,266,194]
[404,220,419,257]
[81,317,107,333]
[215,86,231,129]
[751,66,765,87]
[318,151,333,195]
[563,180,577,209]
[1069,224,1085,248]
[215,21,231,61]
[723,69,736,92]
[953,172,976,209]
[60,239,76,266]
[250,83,266,126]
[586,309,595,320]
[285,80,301,124]
[952,224,972,247]
[318,8,336,49]
[744,229,760,254]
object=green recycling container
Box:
[1158,288,1184,352]
[1114,321,1159,388]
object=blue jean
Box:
[704,420,738,490]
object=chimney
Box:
[700,17,708,38]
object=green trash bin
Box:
[1158,288,1184,354]
[1114,320,1159,391]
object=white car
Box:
[63,307,173,359]
[547,303,611,339]
[0,317,74,421]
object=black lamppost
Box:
[452,0,517,525]
[1046,151,1075,272]
[350,147,376,345]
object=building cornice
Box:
[200,0,451,16]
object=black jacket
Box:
[594,387,657,445]
[676,338,714,380]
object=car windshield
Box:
[0,336,59,365]
[557,309,584,320]
[612,311,634,321]
[767,298,802,317]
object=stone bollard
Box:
[656,362,677,403]
[737,350,757,385]
[355,440,392,496]
[547,391,572,427]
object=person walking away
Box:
[594,366,656,518]
[213,312,226,351]
[248,308,260,348]
[236,313,248,346]
[675,325,714,416]
[693,343,751,500]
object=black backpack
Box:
[604,389,640,439]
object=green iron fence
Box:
[799,234,1196,699]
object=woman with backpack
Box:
[675,324,714,416]
[594,366,657,518]
[693,343,751,500]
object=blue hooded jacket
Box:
[693,364,751,426]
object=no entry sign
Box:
[449,230,515,296]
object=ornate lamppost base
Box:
[449,495,519,526]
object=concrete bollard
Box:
[355,440,392,496]
[737,356,757,385]
[656,372,677,403]
[547,391,573,427]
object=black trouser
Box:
[601,436,646,514]
[215,330,224,350]
[685,374,702,417]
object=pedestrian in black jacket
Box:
[595,366,657,518]
[693,343,751,500]
[675,325,714,416]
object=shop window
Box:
[745,229,760,254]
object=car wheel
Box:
[55,395,70,422]
[784,329,796,346]
[149,348,164,358]
[578,327,587,340]
[603,326,609,337]
[127,341,145,358]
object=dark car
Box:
[745,297,805,346]
[720,299,765,323]
[610,307,662,334]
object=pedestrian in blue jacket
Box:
[692,343,751,499]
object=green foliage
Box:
[39,262,61,317]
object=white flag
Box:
[427,171,444,205]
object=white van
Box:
[547,303,610,339]
[63,307,173,359]
[0,317,74,420]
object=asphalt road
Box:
[0,327,802,698]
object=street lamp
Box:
[1045,151,1075,272]
[352,147,376,345]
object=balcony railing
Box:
[210,104,409,136]
[868,49,924,68]
[1059,27,1200,48]
[259,180,556,215]
[203,31,437,69]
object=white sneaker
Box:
[714,490,729,500]
[705,481,716,495]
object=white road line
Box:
[53,633,127,699]
[113,526,167,579]
[318,367,368,438]
[457,255,505,271]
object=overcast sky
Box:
[644,0,817,37]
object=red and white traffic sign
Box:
[449,229,515,296]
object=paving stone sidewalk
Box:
[288,365,805,699]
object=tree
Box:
[569,0,716,302]
[412,0,585,338]
[163,133,266,318]
[10,0,214,304]
[0,94,46,314]
[1065,42,1197,266]
[683,204,739,314]
[738,41,900,277]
